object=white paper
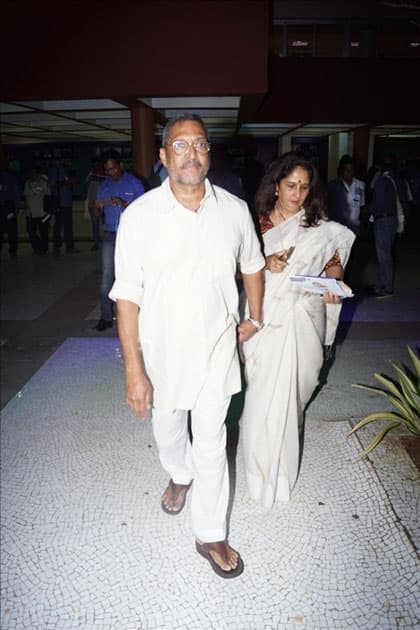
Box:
[289,275,353,298]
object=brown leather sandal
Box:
[160,479,191,515]
[195,540,244,579]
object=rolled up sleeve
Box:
[239,208,265,274]
[109,207,144,306]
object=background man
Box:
[94,151,144,331]
[24,165,50,255]
[328,154,365,235]
[370,155,407,298]
[84,159,106,251]
[328,154,366,288]
[48,154,78,256]
[110,114,265,579]
[0,158,21,257]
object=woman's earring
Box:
[274,189,279,197]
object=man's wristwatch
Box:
[248,317,264,331]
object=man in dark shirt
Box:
[370,156,402,297]
[0,160,21,257]
[48,155,78,256]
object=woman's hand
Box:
[322,290,341,304]
[237,319,259,342]
[266,250,289,273]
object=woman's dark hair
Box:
[254,151,327,227]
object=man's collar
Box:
[162,177,216,213]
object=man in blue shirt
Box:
[94,151,145,331]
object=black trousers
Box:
[26,216,50,253]
[53,206,74,251]
[0,212,18,254]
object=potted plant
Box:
[349,346,420,459]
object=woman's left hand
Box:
[322,291,341,304]
[237,319,259,342]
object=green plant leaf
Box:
[408,346,420,379]
[353,421,400,459]
[349,412,403,434]
[350,347,420,458]
[392,363,418,396]
[374,372,403,398]
[352,383,392,398]
[388,412,420,435]
[386,393,417,423]
[410,392,420,414]
[406,422,420,437]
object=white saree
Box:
[241,211,355,509]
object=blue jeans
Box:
[373,215,397,292]
[100,231,116,321]
[53,206,74,251]
[90,212,101,246]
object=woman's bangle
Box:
[248,317,264,331]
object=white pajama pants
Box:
[152,396,231,542]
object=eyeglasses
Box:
[167,139,211,156]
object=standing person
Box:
[23,166,50,255]
[371,156,405,298]
[0,160,21,257]
[94,151,144,331]
[84,159,106,251]
[328,155,366,288]
[48,155,78,255]
[147,154,168,189]
[327,155,365,235]
[208,144,244,198]
[240,152,355,510]
[109,114,265,578]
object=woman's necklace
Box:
[273,202,293,224]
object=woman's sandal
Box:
[195,540,244,579]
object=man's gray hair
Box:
[161,114,209,147]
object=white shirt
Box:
[110,178,265,410]
[24,175,49,218]
[342,177,365,230]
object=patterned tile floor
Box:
[1,338,419,630]
[1,240,419,629]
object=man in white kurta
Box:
[109,115,264,578]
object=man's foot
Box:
[95,318,113,331]
[195,540,244,579]
[53,248,60,257]
[66,247,80,254]
[374,288,393,298]
[161,479,191,515]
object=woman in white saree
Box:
[241,153,355,509]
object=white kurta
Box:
[110,178,265,411]
[241,212,355,509]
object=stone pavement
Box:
[1,239,419,629]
